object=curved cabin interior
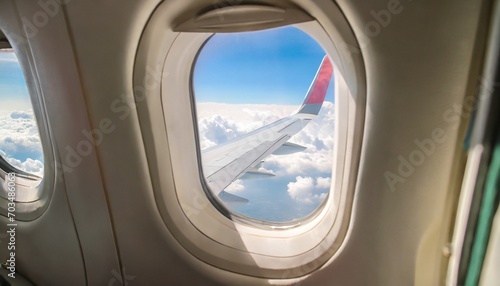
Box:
[0,0,499,285]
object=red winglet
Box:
[296,56,333,115]
[305,55,333,104]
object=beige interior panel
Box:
[0,0,492,284]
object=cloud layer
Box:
[225,179,245,193]
[287,176,330,204]
[0,110,44,176]
[197,101,334,203]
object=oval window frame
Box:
[134,0,365,279]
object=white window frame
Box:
[0,32,55,220]
[134,0,365,279]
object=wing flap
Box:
[240,169,276,180]
[218,191,249,205]
[272,142,307,155]
[205,134,291,194]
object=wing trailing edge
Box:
[240,169,276,180]
[272,142,307,155]
[219,190,249,205]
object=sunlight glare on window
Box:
[0,49,44,177]
[193,26,334,223]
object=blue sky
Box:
[193,26,334,105]
[193,26,335,222]
[227,175,330,222]
[0,52,29,101]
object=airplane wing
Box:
[201,55,333,203]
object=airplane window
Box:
[0,49,44,177]
[192,26,334,223]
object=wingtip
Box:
[296,55,333,115]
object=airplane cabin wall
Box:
[0,0,492,285]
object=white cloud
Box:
[197,102,295,134]
[196,101,334,176]
[0,54,18,63]
[240,108,282,131]
[6,157,44,176]
[10,111,33,119]
[198,115,243,149]
[266,151,333,176]
[316,177,332,189]
[287,176,314,202]
[286,176,329,204]
[225,179,245,193]
[0,110,44,176]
